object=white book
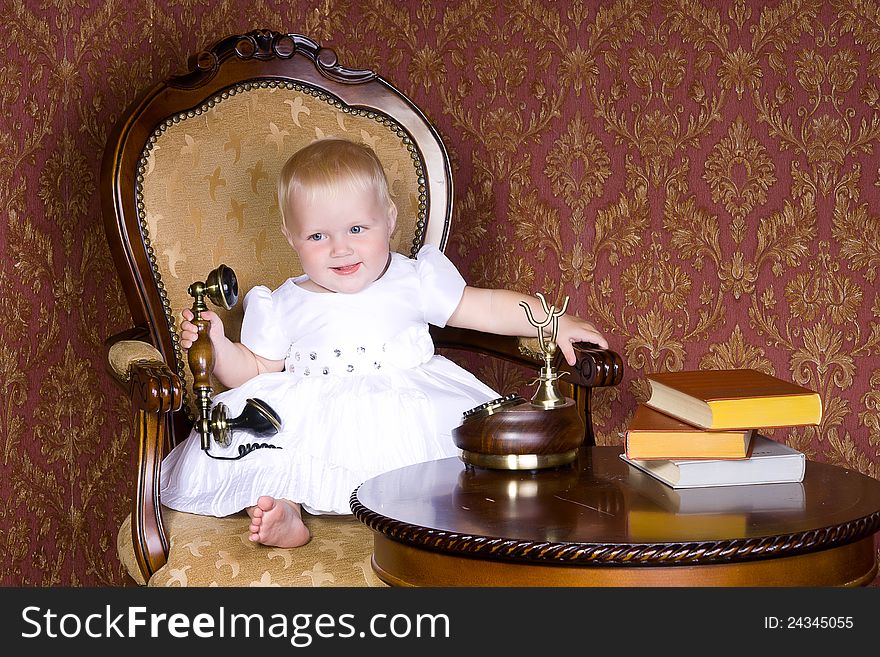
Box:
[619,434,805,489]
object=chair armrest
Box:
[430,325,544,368]
[104,326,156,388]
[106,331,183,582]
[430,325,622,386]
[430,325,623,445]
[565,341,624,388]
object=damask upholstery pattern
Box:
[118,510,385,587]
[1,0,879,585]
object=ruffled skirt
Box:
[159,355,497,516]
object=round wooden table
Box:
[351,446,880,586]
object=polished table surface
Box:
[352,446,880,586]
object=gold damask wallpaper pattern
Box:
[0,0,878,585]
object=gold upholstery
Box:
[119,509,384,587]
[108,339,165,382]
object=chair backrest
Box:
[102,30,452,435]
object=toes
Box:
[256,495,276,512]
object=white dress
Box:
[160,244,498,516]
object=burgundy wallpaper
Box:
[1,0,878,585]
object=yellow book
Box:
[645,368,822,430]
[625,404,754,459]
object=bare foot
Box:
[246,496,310,548]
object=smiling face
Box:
[283,185,397,294]
[277,139,399,294]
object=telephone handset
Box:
[186,265,282,453]
[452,294,585,470]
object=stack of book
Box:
[620,368,822,488]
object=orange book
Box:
[625,404,754,460]
[645,369,822,430]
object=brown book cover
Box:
[625,404,753,459]
[645,368,822,430]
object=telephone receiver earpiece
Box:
[188,263,238,314]
[186,265,281,450]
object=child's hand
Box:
[179,308,225,350]
[555,315,609,366]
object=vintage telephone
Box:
[452,293,585,470]
[186,265,282,452]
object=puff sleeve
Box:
[240,285,289,361]
[415,244,467,327]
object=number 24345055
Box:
[764,616,853,629]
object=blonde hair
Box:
[277,138,396,228]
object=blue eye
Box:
[307,233,324,241]
[350,226,363,234]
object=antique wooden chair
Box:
[101,30,623,587]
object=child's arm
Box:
[446,287,609,366]
[179,308,285,388]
